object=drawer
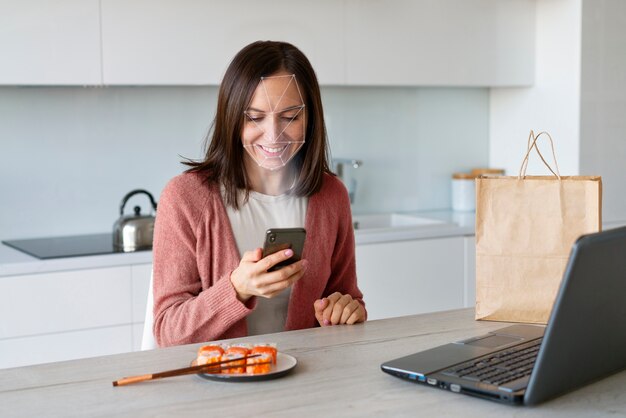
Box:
[0,325,133,369]
[131,263,152,324]
[0,266,132,339]
[356,236,465,320]
[132,322,144,351]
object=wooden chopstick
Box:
[112,354,263,387]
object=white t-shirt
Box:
[223,188,308,336]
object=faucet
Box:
[332,158,363,204]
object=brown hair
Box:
[184,41,331,208]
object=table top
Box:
[1,309,624,417]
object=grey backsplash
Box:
[0,86,488,239]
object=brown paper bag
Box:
[475,131,602,324]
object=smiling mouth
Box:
[257,144,288,155]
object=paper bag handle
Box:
[518,130,562,180]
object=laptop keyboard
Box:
[441,338,543,387]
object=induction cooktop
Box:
[2,233,149,259]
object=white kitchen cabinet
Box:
[0,325,132,369]
[131,263,152,324]
[131,263,152,351]
[0,0,101,85]
[0,266,132,339]
[345,0,535,86]
[0,263,152,369]
[100,0,345,85]
[132,323,144,352]
[464,236,476,308]
[0,0,535,86]
[356,236,465,320]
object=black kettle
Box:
[113,189,158,252]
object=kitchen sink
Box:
[352,213,446,231]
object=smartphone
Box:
[262,227,306,272]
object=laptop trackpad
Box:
[463,335,522,348]
[382,343,497,375]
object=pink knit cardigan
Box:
[152,171,366,347]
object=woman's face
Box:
[241,73,306,171]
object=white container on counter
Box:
[451,173,476,212]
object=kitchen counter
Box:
[2,212,624,278]
[0,241,153,277]
[352,209,476,245]
[1,308,624,417]
[0,210,473,277]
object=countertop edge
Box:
[1,220,472,277]
[3,211,624,278]
[0,250,153,278]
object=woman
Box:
[153,41,366,347]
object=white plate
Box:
[194,352,297,382]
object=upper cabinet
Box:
[345,0,535,87]
[0,0,535,86]
[100,0,345,85]
[0,0,101,85]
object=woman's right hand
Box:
[229,248,307,302]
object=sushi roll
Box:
[251,343,278,365]
[225,345,250,357]
[197,344,225,356]
[221,353,246,374]
[196,345,225,369]
[229,343,252,352]
[246,353,272,375]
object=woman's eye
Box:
[247,115,264,122]
[281,114,300,121]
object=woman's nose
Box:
[263,114,282,143]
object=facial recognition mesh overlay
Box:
[242,74,306,171]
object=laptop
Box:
[381,226,626,405]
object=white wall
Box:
[580,0,626,222]
[489,0,626,222]
[489,0,581,176]
[0,86,489,239]
[0,87,208,239]
[325,87,489,213]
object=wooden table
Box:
[1,309,624,417]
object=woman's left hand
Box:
[314,292,365,326]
